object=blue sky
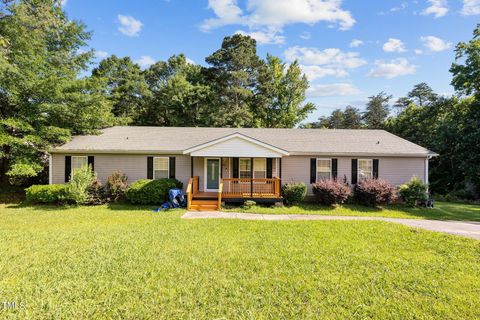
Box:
[63,0,480,122]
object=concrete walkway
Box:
[182,211,480,240]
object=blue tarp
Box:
[153,188,186,212]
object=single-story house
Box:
[49,126,437,210]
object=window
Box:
[239,158,251,178]
[358,159,373,180]
[254,158,266,179]
[316,159,331,181]
[72,156,88,173]
[154,157,169,179]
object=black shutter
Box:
[169,157,176,179]
[351,159,358,185]
[65,156,71,182]
[87,156,94,171]
[266,158,273,179]
[310,158,316,183]
[332,158,338,180]
[147,157,153,179]
[373,159,379,179]
[233,158,239,178]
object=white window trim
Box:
[316,158,332,181]
[153,156,170,180]
[358,159,373,181]
[253,158,267,179]
[72,156,88,170]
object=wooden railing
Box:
[186,176,199,210]
[221,177,281,198]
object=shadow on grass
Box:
[3,201,165,212]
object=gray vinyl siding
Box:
[51,154,426,195]
[281,156,426,195]
[51,154,191,190]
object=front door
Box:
[205,158,220,191]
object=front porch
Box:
[182,132,288,210]
[186,176,282,210]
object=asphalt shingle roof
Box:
[52,126,437,157]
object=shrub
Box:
[399,177,428,206]
[105,171,128,202]
[243,200,256,209]
[66,165,97,205]
[87,179,106,205]
[312,179,351,206]
[25,184,68,204]
[354,178,398,207]
[282,182,307,205]
[125,178,183,204]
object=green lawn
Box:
[0,204,479,319]
[225,201,480,221]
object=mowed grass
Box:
[225,201,480,221]
[0,204,479,319]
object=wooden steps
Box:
[189,199,219,211]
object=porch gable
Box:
[183,133,289,158]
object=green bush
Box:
[282,182,307,205]
[243,200,256,209]
[125,179,183,204]
[399,177,428,206]
[66,165,97,205]
[25,184,68,204]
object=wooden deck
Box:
[186,176,282,210]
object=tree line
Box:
[0,0,313,185]
[303,26,480,198]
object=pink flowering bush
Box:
[312,179,351,206]
[354,178,398,207]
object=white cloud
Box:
[367,58,416,79]
[61,0,68,6]
[285,47,367,68]
[415,49,423,55]
[201,0,356,38]
[420,36,452,52]
[307,83,361,97]
[383,38,406,53]
[390,2,408,12]
[117,15,143,37]
[285,46,366,81]
[235,29,285,44]
[95,51,109,59]
[461,0,480,15]
[422,0,448,18]
[300,65,348,81]
[186,57,196,65]
[135,56,155,68]
[349,39,364,48]
[300,31,311,40]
